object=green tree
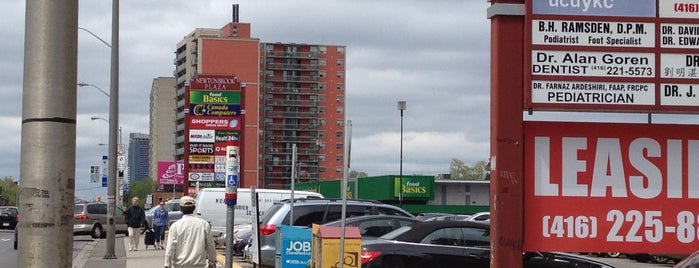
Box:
[349,170,368,179]
[0,177,19,206]
[125,178,156,207]
[450,159,490,180]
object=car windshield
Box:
[379,225,412,240]
[1,207,17,216]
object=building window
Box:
[337,96,344,102]
[337,83,344,90]
[319,71,326,78]
[319,83,326,90]
[336,120,344,126]
[320,119,326,126]
[319,155,326,161]
[336,107,344,114]
[336,131,343,138]
[336,167,343,173]
[320,46,327,54]
[319,107,326,113]
[319,95,327,102]
[337,60,344,66]
[337,72,344,78]
[337,47,345,55]
[319,167,326,173]
[319,59,326,66]
[336,143,343,149]
[336,155,342,161]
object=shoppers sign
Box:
[524,121,699,253]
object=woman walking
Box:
[153,201,170,250]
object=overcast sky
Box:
[2,1,493,200]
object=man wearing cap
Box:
[164,196,216,268]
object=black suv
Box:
[256,198,413,267]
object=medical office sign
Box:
[524,121,699,253]
[527,0,699,113]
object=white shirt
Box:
[164,214,216,268]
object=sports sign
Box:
[524,121,699,253]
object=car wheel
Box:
[91,224,104,239]
[652,255,669,264]
[607,252,621,258]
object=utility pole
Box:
[105,0,120,259]
[20,1,78,267]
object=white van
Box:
[194,188,323,236]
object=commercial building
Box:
[172,6,346,191]
[128,132,150,185]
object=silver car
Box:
[145,199,183,228]
[74,202,128,239]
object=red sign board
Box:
[524,121,699,253]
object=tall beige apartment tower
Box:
[149,77,177,184]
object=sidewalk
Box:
[74,235,245,268]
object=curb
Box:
[73,240,98,268]
[216,253,243,268]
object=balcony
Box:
[265,111,319,119]
[266,87,320,95]
[266,63,319,71]
[266,51,320,59]
[266,99,319,107]
[265,75,319,83]
[265,123,318,130]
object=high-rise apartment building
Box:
[173,6,346,189]
[128,133,150,184]
[149,77,177,190]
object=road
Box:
[585,254,676,268]
[0,229,95,267]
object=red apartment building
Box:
[173,7,346,190]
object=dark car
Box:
[361,220,492,268]
[360,220,615,268]
[673,249,699,267]
[257,198,413,268]
[0,206,19,229]
[323,215,422,240]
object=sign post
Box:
[224,146,239,268]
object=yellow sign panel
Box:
[189,155,215,163]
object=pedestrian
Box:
[153,201,170,250]
[124,197,148,251]
[164,196,216,268]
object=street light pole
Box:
[397,101,406,207]
[78,82,110,97]
[105,0,119,259]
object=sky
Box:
[1,1,494,200]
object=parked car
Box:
[466,211,490,222]
[627,253,670,264]
[323,215,422,240]
[424,214,472,222]
[232,228,252,255]
[360,220,614,268]
[673,249,699,267]
[257,198,413,268]
[145,199,183,228]
[74,202,128,238]
[0,206,19,229]
[415,213,454,221]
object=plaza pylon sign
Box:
[183,74,244,195]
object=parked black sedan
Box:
[360,220,615,268]
[0,206,18,229]
[361,220,492,268]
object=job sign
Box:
[524,121,699,253]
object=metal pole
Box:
[290,144,296,226]
[338,120,352,268]
[20,1,78,267]
[105,0,119,259]
[397,101,406,207]
[225,146,240,268]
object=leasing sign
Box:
[524,121,699,253]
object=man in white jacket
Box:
[164,196,216,268]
